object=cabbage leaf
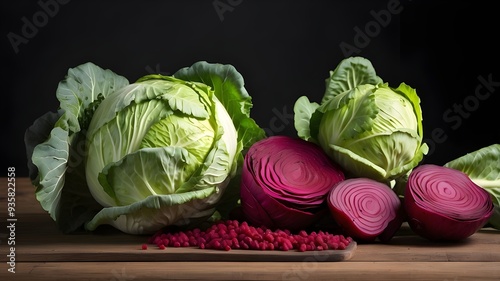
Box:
[24,62,129,233]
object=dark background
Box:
[2,0,499,177]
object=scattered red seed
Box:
[141,243,148,250]
[145,220,353,252]
[299,243,307,252]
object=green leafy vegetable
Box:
[294,56,428,184]
[25,61,265,234]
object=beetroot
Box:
[240,136,345,231]
[405,164,494,241]
[327,178,404,242]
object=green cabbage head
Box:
[25,61,265,234]
[294,57,428,184]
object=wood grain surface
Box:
[1,177,499,281]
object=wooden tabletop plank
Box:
[3,261,500,281]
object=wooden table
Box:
[1,177,499,281]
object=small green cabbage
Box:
[25,61,265,234]
[294,57,428,184]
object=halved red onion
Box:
[327,178,403,242]
[405,164,494,241]
[240,135,345,231]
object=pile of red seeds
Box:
[144,220,353,252]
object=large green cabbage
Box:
[24,61,265,234]
[294,56,428,185]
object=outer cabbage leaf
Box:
[24,62,129,233]
[318,84,379,140]
[57,62,129,132]
[294,56,382,144]
[444,144,500,229]
[322,56,383,104]
[85,184,223,235]
[293,96,319,142]
[393,82,426,147]
[24,110,62,180]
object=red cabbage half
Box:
[405,164,494,241]
[240,135,345,231]
[327,178,404,242]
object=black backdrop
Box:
[2,0,499,177]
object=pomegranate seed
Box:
[299,243,307,252]
[264,233,274,243]
[240,241,249,249]
[212,240,221,249]
[144,220,353,252]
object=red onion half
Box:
[405,164,494,241]
[327,178,404,242]
[240,136,345,231]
